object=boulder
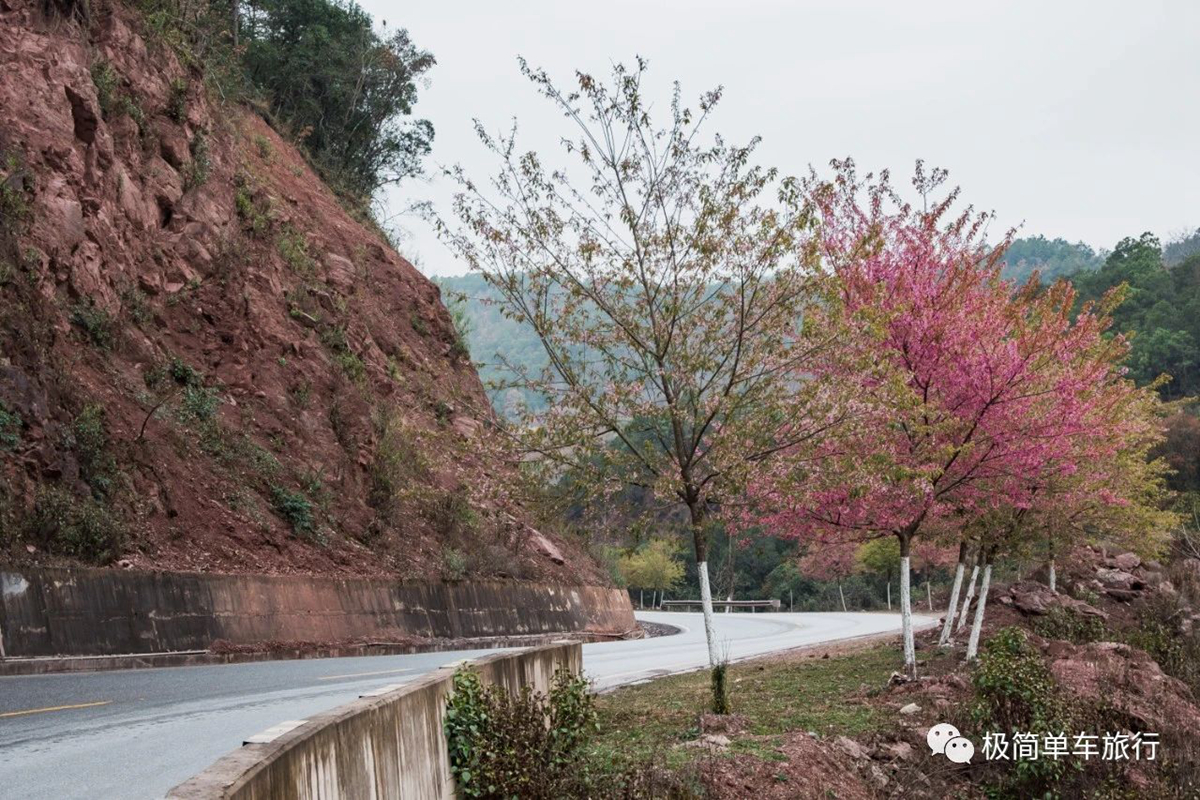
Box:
[1104,588,1140,602]
[1112,552,1141,571]
[1096,568,1139,590]
[833,735,870,760]
[899,702,921,716]
[1005,580,1109,620]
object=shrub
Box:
[90,61,121,117]
[168,356,203,387]
[277,225,314,275]
[441,546,468,581]
[0,401,21,450]
[1032,606,1107,645]
[183,131,210,190]
[70,300,114,348]
[429,492,476,538]
[180,383,221,422]
[367,413,428,516]
[89,61,146,133]
[1125,593,1200,695]
[166,78,188,122]
[1,153,30,232]
[270,484,314,535]
[318,324,366,383]
[72,405,116,495]
[25,486,124,563]
[971,627,1071,793]
[710,662,730,715]
[234,180,270,235]
[444,667,597,799]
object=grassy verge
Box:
[590,641,903,767]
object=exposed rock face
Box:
[1000,580,1109,620]
[0,0,601,582]
[1045,640,1200,736]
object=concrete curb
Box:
[168,642,582,799]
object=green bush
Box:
[72,405,116,495]
[1125,593,1200,695]
[1032,606,1108,645]
[166,78,188,122]
[180,384,221,422]
[319,325,366,383]
[89,61,146,133]
[90,61,121,116]
[444,667,597,799]
[183,131,210,190]
[25,486,124,563]
[168,355,203,387]
[0,401,21,450]
[70,300,114,348]
[234,180,270,235]
[710,662,730,715]
[270,484,314,535]
[441,546,468,581]
[971,627,1072,794]
[277,225,314,275]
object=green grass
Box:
[590,643,899,766]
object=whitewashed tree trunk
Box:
[957,563,980,632]
[1048,559,1057,594]
[639,589,644,609]
[886,579,891,610]
[900,555,916,678]
[938,559,966,647]
[838,580,847,612]
[966,561,994,661]
[927,582,933,611]
[697,561,719,667]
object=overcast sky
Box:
[358,0,1200,277]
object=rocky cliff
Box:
[0,0,600,582]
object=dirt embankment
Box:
[0,0,601,583]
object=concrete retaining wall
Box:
[167,643,582,800]
[0,568,635,658]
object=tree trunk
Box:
[966,553,994,661]
[938,542,968,647]
[725,538,735,613]
[639,589,644,610]
[956,556,981,632]
[898,533,916,679]
[1048,559,1057,594]
[838,580,847,612]
[697,560,719,665]
[927,581,933,611]
[886,579,891,610]
[689,503,719,668]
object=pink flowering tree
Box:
[747,161,1130,678]
[797,541,858,611]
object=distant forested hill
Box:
[433,274,549,417]
[440,228,1200,415]
[998,235,1103,284]
[1072,233,1200,398]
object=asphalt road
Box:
[0,611,936,799]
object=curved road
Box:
[0,611,936,799]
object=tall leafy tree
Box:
[241,0,435,197]
[439,60,853,698]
